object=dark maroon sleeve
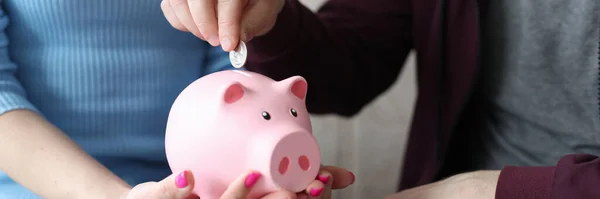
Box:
[245,0,412,116]
[496,154,600,199]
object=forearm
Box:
[0,110,130,199]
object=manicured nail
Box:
[207,36,220,46]
[310,187,323,197]
[175,170,189,188]
[348,171,355,184]
[244,172,262,188]
[221,37,232,51]
[318,175,330,184]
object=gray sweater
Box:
[473,0,600,169]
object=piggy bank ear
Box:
[221,82,245,104]
[280,76,308,100]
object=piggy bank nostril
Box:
[279,157,290,175]
[298,155,310,171]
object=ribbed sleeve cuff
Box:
[0,91,39,116]
[496,166,554,199]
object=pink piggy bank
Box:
[164,70,321,199]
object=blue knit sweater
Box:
[0,1,234,198]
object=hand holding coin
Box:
[160,0,285,52]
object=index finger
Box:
[220,171,262,199]
[217,0,243,51]
[188,0,219,46]
[168,0,203,38]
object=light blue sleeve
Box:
[202,45,243,75]
[0,5,38,115]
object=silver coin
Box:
[229,41,247,68]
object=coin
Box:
[229,41,247,68]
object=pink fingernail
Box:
[310,187,323,197]
[244,172,262,188]
[348,171,355,184]
[175,170,188,188]
[318,175,330,184]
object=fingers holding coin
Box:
[165,0,205,39]
[188,0,220,46]
[160,0,244,50]
[161,0,286,51]
[161,0,212,42]
[216,0,244,51]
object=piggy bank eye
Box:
[290,108,298,117]
[261,111,271,120]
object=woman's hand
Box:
[122,170,265,199]
[160,0,286,51]
[122,165,354,199]
[296,165,356,199]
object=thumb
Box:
[240,0,283,41]
[219,171,262,199]
[153,170,196,199]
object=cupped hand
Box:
[122,165,355,199]
[235,165,356,199]
[160,0,286,51]
[123,170,263,199]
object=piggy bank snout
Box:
[271,131,319,173]
[252,131,321,192]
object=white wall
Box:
[297,1,418,198]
